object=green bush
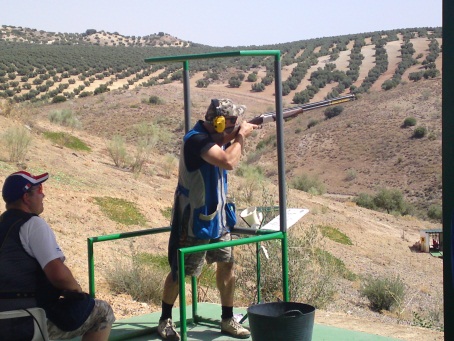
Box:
[48,109,81,129]
[236,224,344,309]
[324,106,344,119]
[51,95,66,103]
[307,119,319,129]
[291,173,326,195]
[413,126,427,138]
[403,117,417,127]
[196,79,209,88]
[251,82,265,92]
[355,188,412,215]
[354,193,376,210]
[427,204,442,221]
[228,77,241,88]
[148,95,163,105]
[360,275,405,311]
[2,125,32,162]
[107,135,129,168]
[106,245,167,304]
[247,73,257,82]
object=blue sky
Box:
[2,0,442,47]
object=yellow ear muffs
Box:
[213,116,226,133]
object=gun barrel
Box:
[247,94,356,125]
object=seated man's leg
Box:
[47,299,115,341]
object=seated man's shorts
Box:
[47,299,115,339]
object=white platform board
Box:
[259,208,309,231]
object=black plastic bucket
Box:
[247,302,315,341]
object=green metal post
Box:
[281,233,290,301]
[178,250,188,341]
[192,276,199,322]
[256,243,262,303]
[87,238,95,297]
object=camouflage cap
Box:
[205,99,246,121]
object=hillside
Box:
[0,25,442,106]
[0,78,443,340]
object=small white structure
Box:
[419,228,443,253]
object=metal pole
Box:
[273,52,290,301]
[256,243,262,303]
[183,60,191,133]
[192,276,199,322]
[87,238,95,297]
[442,2,454,339]
[178,250,188,341]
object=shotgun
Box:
[247,94,356,126]
[211,94,356,145]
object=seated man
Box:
[0,171,115,341]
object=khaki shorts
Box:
[47,299,115,339]
[170,232,234,278]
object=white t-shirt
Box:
[19,216,65,269]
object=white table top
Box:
[259,208,309,231]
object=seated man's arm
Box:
[43,258,83,292]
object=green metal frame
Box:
[85,50,288,340]
[143,50,289,341]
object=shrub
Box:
[148,95,163,105]
[51,95,67,103]
[291,173,325,195]
[2,125,32,162]
[105,244,167,304]
[355,193,376,210]
[413,126,427,138]
[403,117,417,127]
[373,188,409,214]
[228,77,241,88]
[235,164,264,205]
[163,153,176,178]
[236,224,342,309]
[107,135,129,168]
[48,109,81,129]
[324,105,344,119]
[360,275,405,311]
[251,82,265,92]
[307,119,319,129]
[427,204,442,222]
[345,168,357,181]
[196,79,209,88]
[247,73,257,82]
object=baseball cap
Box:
[205,98,246,121]
[2,171,49,204]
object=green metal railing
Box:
[87,49,288,341]
[87,227,171,296]
[86,223,285,341]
